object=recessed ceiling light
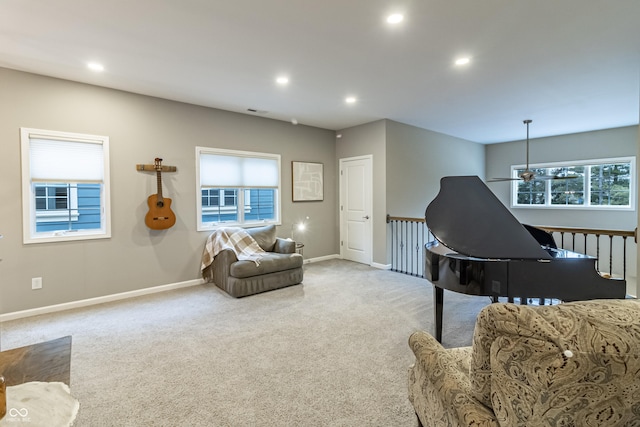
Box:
[455,57,471,66]
[386,13,404,24]
[345,96,357,104]
[276,76,289,85]
[87,62,104,72]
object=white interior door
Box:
[340,155,372,265]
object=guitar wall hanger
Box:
[140,158,177,230]
[136,163,177,173]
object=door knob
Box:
[363,215,370,219]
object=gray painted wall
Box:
[2,67,636,313]
[486,125,639,296]
[485,125,638,229]
[335,119,485,266]
[0,68,337,314]
[386,120,485,218]
[335,120,387,265]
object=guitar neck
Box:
[156,170,164,202]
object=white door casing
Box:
[339,155,372,265]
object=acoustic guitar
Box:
[145,158,176,230]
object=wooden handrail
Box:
[386,214,425,223]
[537,226,636,240]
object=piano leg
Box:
[434,286,443,343]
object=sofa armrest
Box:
[409,331,498,427]
[274,238,295,254]
[206,249,238,289]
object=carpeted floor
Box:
[0,259,491,426]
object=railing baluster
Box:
[416,221,420,276]
[623,236,628,280]
[410,221,414,275]
[400,221,405,273]
[403,221,408,273]
[394,219,398,272]
[609,235,614,276]
[390,216,395,272]
[596,234,601,272]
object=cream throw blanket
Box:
[201,227,266,271]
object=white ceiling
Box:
[1,0,639,143]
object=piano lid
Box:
[425,176,552,260]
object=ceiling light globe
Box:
[386,14,404,24]
[87,62,104,72]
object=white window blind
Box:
[196,147,281,230]
[29,137,104,182]
[200,154,278,187]
[20,127,111,244]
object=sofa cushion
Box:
[470,303,562,408]
[246,225,277,252]
[470,300,640,426]
[230,253,303,279]
[408,331,498,427]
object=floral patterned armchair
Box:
[408,299,640,426]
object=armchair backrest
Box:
[246,225,277,252]
[469,302,565,407]
[469,300,640,426]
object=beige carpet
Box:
[0,259,489,426]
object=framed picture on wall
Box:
[292,161,324,202]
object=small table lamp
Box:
[291,217,309,255]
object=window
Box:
[512,157,635,210]
[35,183,80,223]
[201,189,239,222]
[20,128,111,243]
[196,147,280,230]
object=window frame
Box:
[20,128,111,244]
[510,156,635,211]
[195,147,281,231]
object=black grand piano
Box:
[425,176,626,342]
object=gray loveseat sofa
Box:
[202,225,304,297]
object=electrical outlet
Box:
[32,277,43,290]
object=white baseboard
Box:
[313,255,390,270]
[303,254,340,264]
[0,278,204,322]
[0,257,388,322]
[371,262,392,270]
